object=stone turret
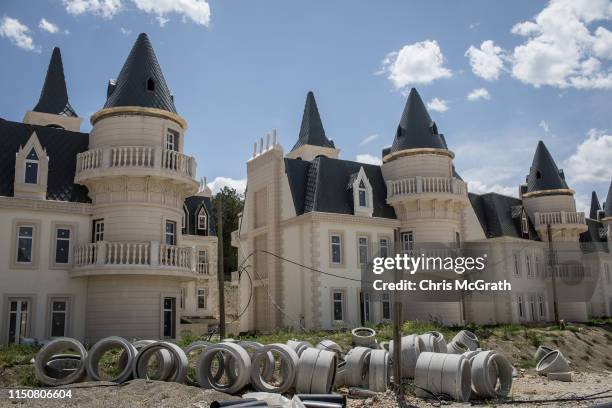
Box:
[602,180,612,252]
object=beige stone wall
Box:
[89,114,183,150]
[523,193,576,215]
[382,153,453,180]
[22,111,82,132]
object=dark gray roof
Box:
[590,191,601,219]
[183,195,216,236]
[526,141,568,193]
[104,33,177,113]
[291,91,335,151]
[605,180,612,218]
[468,192,539,240]
[0,118,90,202]
[284,156,396,219]
[580,218,608,252]
[33,47,76,117]
[387,88,447,155]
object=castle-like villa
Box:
[0,34,611,344]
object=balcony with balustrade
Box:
[74,146,198,188]
[386,176,468,204]
[71,241,199,279]
[533,211,588,234]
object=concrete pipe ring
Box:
[440,354,472,402]
[250,343,299,394]
[316,340,344,360]
[34,337,87,386]
[379,341,390,351]
[344,347,372,387]
[310,349,337,394]
[134,341,188,383]
[447,340,469,355]
[238,341,274,381]
[462,350,481,361]
[129,340,174,381]
[335,360,347,387]
[534,346,554,363]
[471,351,513,398]
[86,336,137,383]
[287,340,313,357]
[351,327,376,347]
[185,341,225,383]
[536,350,570,375]
[367,349,389,392]
[197,342,252,394]
[389,335,424,379]
[296,347,321,393]
[452,330,479,351]
[421,331,447,353]
[44,354,83,380]
[414,351,435,398]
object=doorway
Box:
[8,299,30,344]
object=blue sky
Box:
[0,0,610,211]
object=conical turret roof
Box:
[388,88,446,154]
[589,191,601,219]
[526,141,568,193]
[104,33,176,113]
[605,180,612,218]
[291,91,335,151]
[33,47,76,117]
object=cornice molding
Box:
[0,196,93,214]
[90,106,187,129]
[522,188,575,198]
[383,147,454,163]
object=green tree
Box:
[212,186,244,278]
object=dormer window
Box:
[147,77,155,92]
[352,167,373,217]
[198,208,207,231]
[25,149,39,184]
[358,180,368,207]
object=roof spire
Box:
[604,180,612,218]
[589,191,601,219]
[104,33,176,113]
[526,141,568,193]
[388,88,446,154]
[33,47,76,117]
[291,91,335,151]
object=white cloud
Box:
[469,22,480,30]
[565,128,612,183]
[63,0,211,26]
[120,27,132,35]
[38,18,59,34]
[467,88,491,101]
[539,120,550,133]
[380,40,452,89]
[466,180,517,197]
[465,40,506,81]
[426,98,448,112]
[0,17,39,52]
[63,0,123,18]
[360,134,380,146]
[208,177,246,194]
[510,0,612,89]
[355,154,382,166]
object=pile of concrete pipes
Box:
[534,346,572,381]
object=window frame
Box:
[53,227,72,265]
[513,253,522,277]
[331,289,345,322]
[165,220,177,245]
[47,296,70,338]
[379,237,390,259]
[526,254,534,277]
[329,233,343,266]
[93,219,105,242]
[16,225,34,264]
[197,288,207,309]
[165,129,179,151]
[401,231,414,252]
[517,294,524,319]
[24,149,39,185]
[381,292,391,320]
[358,235,369,265]
[197,208,208,232]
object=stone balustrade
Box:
[387,176,467,200]
[533,211,585,227]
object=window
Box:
[529,294,536,321]
[382,293,391,320]
[16,226,34,263]
[513,253,521,276]
[535,256,541,277]
[24,149,39,184]
[50,299,68,337]
[198,209,207,231]
[179,288,185,309]
[166,129,178,151]
[358,180,367,207]
[521,213,529,235]
[379,238,389,258]
[8,299,30,344]
[330,234,342,264]
[401,231,414,252]
[332,290,344,321]
[165,221,176,245]
[147,77,155,91]
[197,288,207,309]
[93,220,104,242]
[538,294,545,318]
[526,254,534,277]
[55,228,71,264]
[198,250,208,274]
[517,295,524,318]
[358,236,369,264]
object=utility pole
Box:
[392,228,402,390]
[547,223,559,326]
[217,194,226,339]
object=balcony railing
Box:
[76,146,196,180]
[197,262,209,274]
[73,241,196,272]
[534,211,585,227]
[387,176,467,200]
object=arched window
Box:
[198,208,208,231]
[535,170,542,179]
[147,77,155,92]
[25,148,39,184]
